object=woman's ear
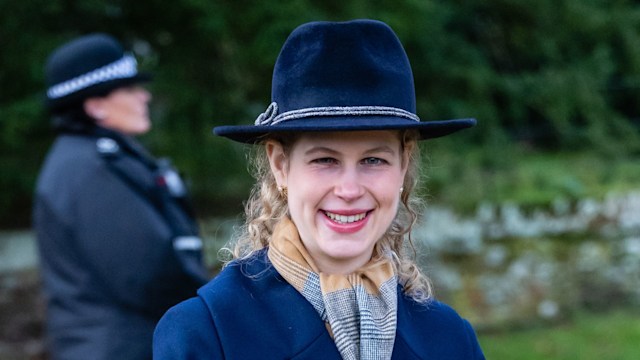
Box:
[401,139,414,175]
[265,140,288,187]
[83,98,106,122]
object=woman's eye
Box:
[312,157,337,164]
[362,157,386,165]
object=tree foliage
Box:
[1,0,640,226]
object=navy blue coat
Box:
[33,127,209,360]
[154,250,485,359]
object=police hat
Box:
[44,33,151,111]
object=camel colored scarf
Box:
[267,218,397,360]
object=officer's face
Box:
[85,85,152,135]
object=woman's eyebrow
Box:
[363,145,396,156]
[304,145,397,156]
[303,146,340,156]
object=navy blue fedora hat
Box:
[45,33,151,111]
[214,19,476,143]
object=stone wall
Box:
[418,191,640,330]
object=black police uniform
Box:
[33,125,209,360]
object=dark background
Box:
[2,0,640,228]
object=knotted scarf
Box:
[268,218,397,360]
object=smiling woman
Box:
[154,19,483,360]
[267,131,408,275]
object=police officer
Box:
[33,33,209,360]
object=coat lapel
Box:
[198,251,342,359]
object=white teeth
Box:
[325,211,366,224]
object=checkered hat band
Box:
[47,54,138,99]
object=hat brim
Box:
[46,72,152,111]
[213,116,476,144]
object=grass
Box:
[478,310,640,360]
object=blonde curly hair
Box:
[227,130,433,302]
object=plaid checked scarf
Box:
[268,218,398,360]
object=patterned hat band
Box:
[46,54,139,99]
[254,102,421,126]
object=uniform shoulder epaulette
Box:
[96,137,120,156]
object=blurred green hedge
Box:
[2,0,640,227]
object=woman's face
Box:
[267,130,409,274]
[84,85,152,135]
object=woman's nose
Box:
[134,86,152,102]
[333,167,365,200]
[141,88,152,102]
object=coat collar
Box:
[197,250,481,359]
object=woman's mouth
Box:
[323,211,367,224]
[322,210,371,234]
